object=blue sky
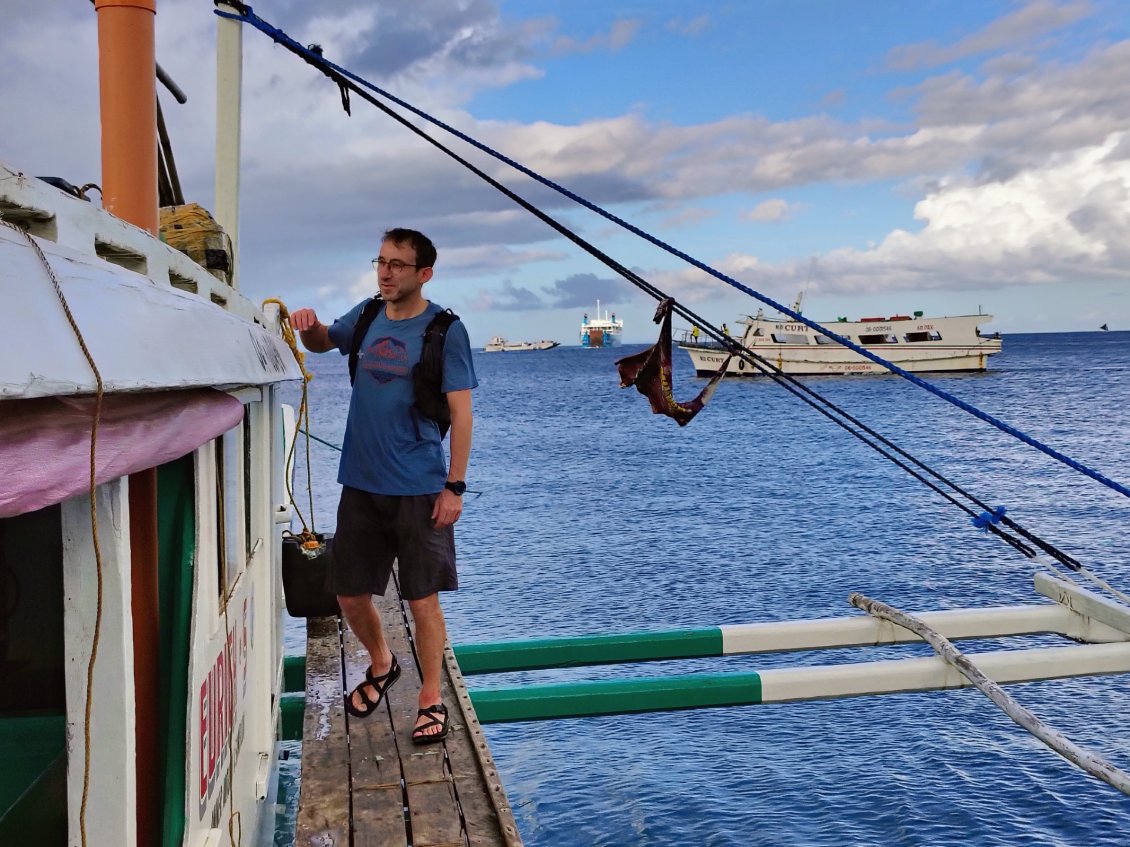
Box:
[3,0,1129,343]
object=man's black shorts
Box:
[328,486,458,601]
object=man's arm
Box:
[290,308,336,353]
[432,389,473,528]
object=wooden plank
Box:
[406,780,464,847]
[371,589,464,844]
[442,643,524,847]
[352,786,408,847]
[295,616,350,847]
[399,593,524,846]
[305,571,522,847]
[343,614,409,846]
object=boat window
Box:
[771,332,809,345]
[243,405,254,561]
[904,331,942,342]
[859,333,898,345]
[814,334,840,345]
[216,423,246,600]
[751,328,764,337]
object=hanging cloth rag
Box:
[616,299,733,426]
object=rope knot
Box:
[971,505,1007,531]
[299,531,325,559]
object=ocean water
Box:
[277,330,1130,846]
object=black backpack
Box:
[348,298,459,438]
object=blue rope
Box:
[220,4,1130,502]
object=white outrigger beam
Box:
[462,574,1130,728]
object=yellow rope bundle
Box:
[263,298,321,549]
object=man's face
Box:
[375,239,428,303]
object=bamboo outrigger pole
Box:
[850,592,1130,796]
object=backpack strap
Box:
[348,297,385,385]
[412,308,459,438]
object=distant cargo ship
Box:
[580,300,623,348]
[484,336,560,352]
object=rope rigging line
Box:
[217,2,1130,505]
[217,4,1113,586]
[219,6,1129,605]
[3,219,106,847]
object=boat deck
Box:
[296,591,522,846]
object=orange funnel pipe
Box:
[96,0,158,235]
[95,3,160,846]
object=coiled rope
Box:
[262,297,323,555]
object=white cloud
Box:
[886,0,1093,70]
[743,198,795,222]
[552,19,642,55]
[667,16,712,38]
[738,133,1130,294]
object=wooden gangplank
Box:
[296,591,523,847]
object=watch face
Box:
[446,481,467,495]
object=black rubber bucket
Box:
[281,532,340,618]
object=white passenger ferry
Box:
[580,300,624,348]
[680,308,1002,376]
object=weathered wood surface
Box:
[296,615,350,846]
[297,581,523,846]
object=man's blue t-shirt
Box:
[327,300,478,495]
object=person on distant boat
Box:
[290,228,477,745]
[692,324,701,343]
[722,323,729,337]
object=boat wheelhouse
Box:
[0,6,303,845]
[680,309,1002,376]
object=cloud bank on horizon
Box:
[1,0,1128,340]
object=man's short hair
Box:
[384,228,437,270]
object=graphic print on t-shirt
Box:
[361,336,410,384]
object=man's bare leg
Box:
[407,593,447,737]
[338,593,394,711]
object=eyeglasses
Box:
[372,257,419,273]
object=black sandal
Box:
[411,703,449,744]
[344,655,401,719]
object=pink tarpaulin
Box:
[0,388,245,517]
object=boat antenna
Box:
[792,258,815,316]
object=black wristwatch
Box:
[444,480,467,496]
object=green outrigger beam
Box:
[453,627,724,674]
[459,585,1130,722]
[283,654,306,693]
[469,672,762,723]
